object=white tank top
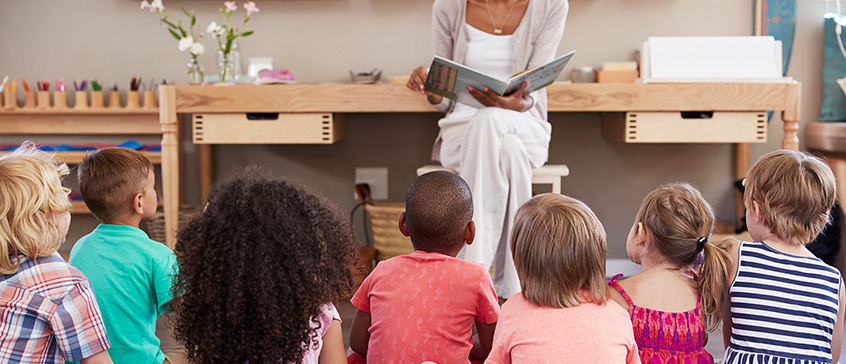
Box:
[449,24,515,119]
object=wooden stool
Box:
[806,121,846,274]
[416,164,570,194]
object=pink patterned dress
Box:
[608,274,713,364]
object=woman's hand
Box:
[468,81,533,112]
[407,66,443,104]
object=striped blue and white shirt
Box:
[725,241,842,364]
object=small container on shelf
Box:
[90,91,105,108]
[74,91,89,109]
[36,91,51,109]
[142,91,156,109]
[108,91,121,108]
[125,91,140,109]
[53,91,68,109]
[2,91,14,110]
[22,91,36,109]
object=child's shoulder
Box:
[3,253,90,300]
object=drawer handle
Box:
[680,111,713,119]
[246,113,279,120]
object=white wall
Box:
[0,0,832,259]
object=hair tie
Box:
[696,236,708,250]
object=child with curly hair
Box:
[173,167,357,364]
[486,194,640,363]
[723,150,845,364]
[348,171,500,363]
[607,183,730,364]
[0,142,112,364]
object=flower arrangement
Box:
[141,0,206,83]
[207,1,259,82]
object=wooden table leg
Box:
[159,85,180,250]
[735,143,751,230]
[198,144,213,200]
[781,82,801,151]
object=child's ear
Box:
[635,222,648,248]
[750,200,764,224]
[133,193,144,215]
[398,212,410,237]
[464,221,476,246]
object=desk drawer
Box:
[192,113,345,144]
[601,111,767,143]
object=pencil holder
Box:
[36,91,51,109]
[90,91,104,108]
[125,91,140,109]
[142,91,156,109]
[108,91,121,108]
[74,91,88,109]
[53,91,68,109]
[2,91,13,110]
[23,91,35,109]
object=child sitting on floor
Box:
[608,183,730,364]
[70,147,176,364]
[486,193,640,364]
[174,168,356,364]
[0,142,112,364]
[349,171,500,364]
[723,150,844,364]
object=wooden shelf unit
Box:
[0,107,162,216]
[158,82,802,248]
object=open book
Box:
[424,50,575,108]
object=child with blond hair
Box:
[723,150,845,364]
[486,194,640,364]
[69,148,176,364]
[0,142,112,364]
[608,183,730,363]
[349,171,499,363]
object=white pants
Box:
[437,107,552,298]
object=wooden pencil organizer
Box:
[36,91,50,109]
[107,91,121,108]
[53,91,68,109]
[90,91,104,108]
[2,90,14,110]
[125,91,140,109]
[142,91,156,109]
[22,91,35,109]
[74,91,88,109]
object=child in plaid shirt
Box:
[0,142,112,364]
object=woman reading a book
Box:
[407,0,568,301]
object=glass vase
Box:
[218,50,235,83]
[187,57,204,85]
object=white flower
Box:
[206,21,219,34]
[178,36,194,52]
[150,0,164,12]
[190,42,205,55]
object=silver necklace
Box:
[484,0,518,35]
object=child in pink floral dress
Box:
[608,183,731,364]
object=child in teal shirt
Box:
[70,148,176,364]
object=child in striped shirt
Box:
[724,150,845,364]
[0,142,112,364]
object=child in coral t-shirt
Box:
[486,194,640,364]
[349,171,500,364]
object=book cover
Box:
[424,50,575,108]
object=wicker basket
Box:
[363,202,414,261]
[142,207,199,244]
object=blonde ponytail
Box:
[697,242,731,331]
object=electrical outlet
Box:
[355,167,389,200]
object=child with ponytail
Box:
[608,183,730,363]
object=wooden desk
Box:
[159,82,802,247]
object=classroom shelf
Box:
[0,151,161,164]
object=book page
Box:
[506,51,575,95]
